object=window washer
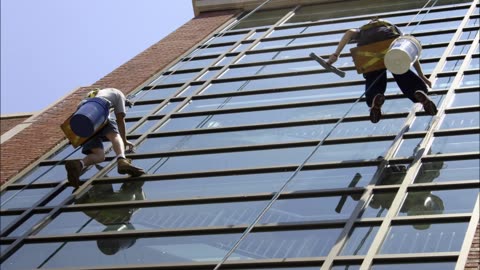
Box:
[65,88,145,188]
[326,17,438,123]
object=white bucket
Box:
[384,35,422,74]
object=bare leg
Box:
[105,131,125,158]
[82,148,106,167]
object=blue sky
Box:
[1,0,194,114]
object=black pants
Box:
[364,69,428,107]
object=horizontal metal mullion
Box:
[434,126,480,136]
[391,213,471,224]
[444,105,480,113]
[371,252,459,263]
[407,180,480,191]
[422,152,480,162]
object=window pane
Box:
[467,55,479,70]
[399,188,478,216]
[417,32,454,45]
[46,145,85,160]
[341,225,380,255]
[169,57,217,71]
[154,102,180,115]
[414,159,479,184]
[309,140,392,163]
[451,42,471,55]
[207,33,248,45]
[130,119,159,135]
[16,163,104,184]
[440,111,480,129]
[38,200,267,235]
[380,222,468,254]
[410,115,435,132]
[186,44,233,57]
[3,234,241,269]
[260,195,360,224]
[149,71,199,85]
[133,87,177,101]
[360,192,397,218]
[376,164,409,186]
[460,73,480,87]
[177,84,203,97]
[8,214,47,237]
[232,8,291,30]
[442,58,463,71]
[45,187,75,207]
[431,133,479,154]
[1,188,51,209]
[228,228,342,261]
[450,91,480,107]
[0,215,18,234]
[126,103,159,118]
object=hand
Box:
[327,54,338,65]
[422,76,432,88]
[124,140,136,153]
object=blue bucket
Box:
[70,97,110,137]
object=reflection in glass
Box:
[410,115,434,132]
[380,222,468,253]
[431,134,480,154]
[360,192,397,218]
[440,111,479,130]
[3,234,242,269]
[260,195,359,224]
[229,228,342,261]
[1,188,51,209]
[309,140,390,163]
[39,194,266,235]
[8,214,47,237]
[399,188,478,216]
[449,91,480,107]
[341,225,379,255]
[415,159,479,183]
[460,73,480,87]
[394,138,423,158]
[376,164,409,186]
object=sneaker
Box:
[65,160,83,188]
[369,94,385,123]
[414,91,438,116]
[117,158,145,177]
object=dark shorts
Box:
[82,119,119,155]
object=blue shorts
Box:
[82,119,119,155]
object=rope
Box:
[213,1,440,268]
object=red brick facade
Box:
[0,10,236,184]
[466,226,480,269]
[0,114,32,136]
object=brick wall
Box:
[0,114,32,136]
[466,224,480,269]
[0,10,236,184]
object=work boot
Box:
[117,158,145,177]
[65,160,83,188]
[414,90,438,116]
[369,93,385,123]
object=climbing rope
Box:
[213,1,439,269]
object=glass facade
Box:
[1,0,478,269]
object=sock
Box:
[80,160,85,168]
[117,154,126,160]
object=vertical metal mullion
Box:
[360,2,479,269]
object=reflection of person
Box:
[76,181,145,255]
[65,88,145,188]
[327,18,437,123]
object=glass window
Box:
[440,111,479,130]
[260,195,360,224]
[186,86,364,112]
[399,188,478,216]
[403,19,462,33]
[38,200,267,236]
[460,73,480,87]
[130,119,159,135]
[177,84,203,97]
[169,57,217,71]
[467,55,479,70]
[360,192,398,218]
[45,187,75,207]
[431,133,480,154]
[126,103,159,118]
[1,188,51,209]
[228,228,343,260]
[8,214,47,237]
[442,58,463,71]
[197,69,221,81]
[231,8,291,30]
[341,225,380,255]
[3,234,242,269]
[371,262,456,270]
[379,222,468,254]
[417,32,454,45]
[186,44,233,57]
[414,159,479,184]
[206,32,248,45]
[459,29,479,41]
[105,146,315,176]
[154,102,180,116]
[138,124,336,153]
[163,103,368,132]
[422,45,448,58]
[410,115,435,132]
[233,42,254,52]
[238,44,343,64]
[394,138,423,158]
[204,71,363,95]
[451,42,472,55]
[433,75,455,89]
[15,165,97,184]
[255,33,345,51]
[215,55,237,66]
[0,215,19,234]
[449,91,480,107]
[133,87,178,101]
[247,30,267,40]
[308,140,391,163]
[148,71,199,85]
[47,145,85,161]
[221,60,324,79]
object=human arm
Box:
[327,29,359,64]
[413,59,432,88]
